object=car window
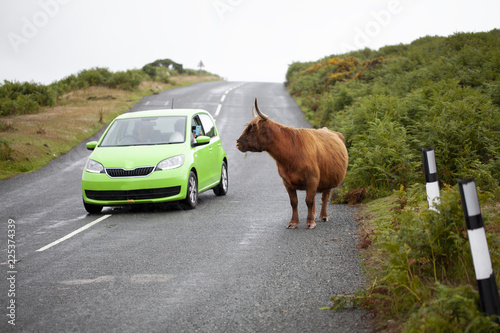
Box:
[100,116,186,146]
[191,116,204,139]
[198,113,217,138]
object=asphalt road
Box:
[0,82,373,332]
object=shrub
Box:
[286,29,500,197]
[409,81,500,191]
[316,88,353,127]
[290,29,500,331]
[1,58,221,118]
[143,58,184,75]
[142,64,171,83]
[404,283,499,332]
[345,117,419,196]
[0,81,55,116]
[107,70,143,91]
[332,185,500,330]
[76,67,113,87]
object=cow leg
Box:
[285,186,299,229]
[305,189,317,229]
[320,190,330,222]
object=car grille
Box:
[85,186,181,201]
[105,166,155,178]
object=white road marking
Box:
[145,101,150,105]
[59,275,115,285]
[214,83,246,118]
[215,104,222,117]
[36,214,111,252]
[164,100,170,106]
[58,274,174,285]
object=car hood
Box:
[90,144,187,169]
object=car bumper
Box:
[82,167,188,206]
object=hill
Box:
[0,59,221,179]
[0,58,219,117]
[286,30,500,331]
[286,29,500,198]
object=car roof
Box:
[115,109,210,120]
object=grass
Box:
[0,76,220,180]
[344,185,500,331]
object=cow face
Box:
[236,118,267,152]
[236,98,270,153]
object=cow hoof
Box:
[305,223,317,229]
[287,223,299,229]
[321,217,329,222]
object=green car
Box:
[82,109,228,213]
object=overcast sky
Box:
[1,0,499,84]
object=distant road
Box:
[0,82,373,332]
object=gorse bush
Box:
[286,29,500,198]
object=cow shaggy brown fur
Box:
[236,99,349,229]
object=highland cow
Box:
[236,99,348,229]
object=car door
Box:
[198,113,222,186]
[191,115,214,191]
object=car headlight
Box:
[85,159,105,173]
[156,155,185,171]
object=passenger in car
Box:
[136,121,153,142]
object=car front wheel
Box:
[181,171,198,210]
[213,161,228,196]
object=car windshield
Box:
[100,116,187,147]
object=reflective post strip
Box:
[458,178,500,317]
[422,148,440,212]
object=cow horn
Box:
[254,98,268,120]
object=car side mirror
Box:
[86,141,98,151]
[194,136,210,146]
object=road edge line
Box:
[36,214,111,252]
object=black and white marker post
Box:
[458,178,500,317]
[422,148,440,212]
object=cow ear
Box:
[254,98,269,120]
